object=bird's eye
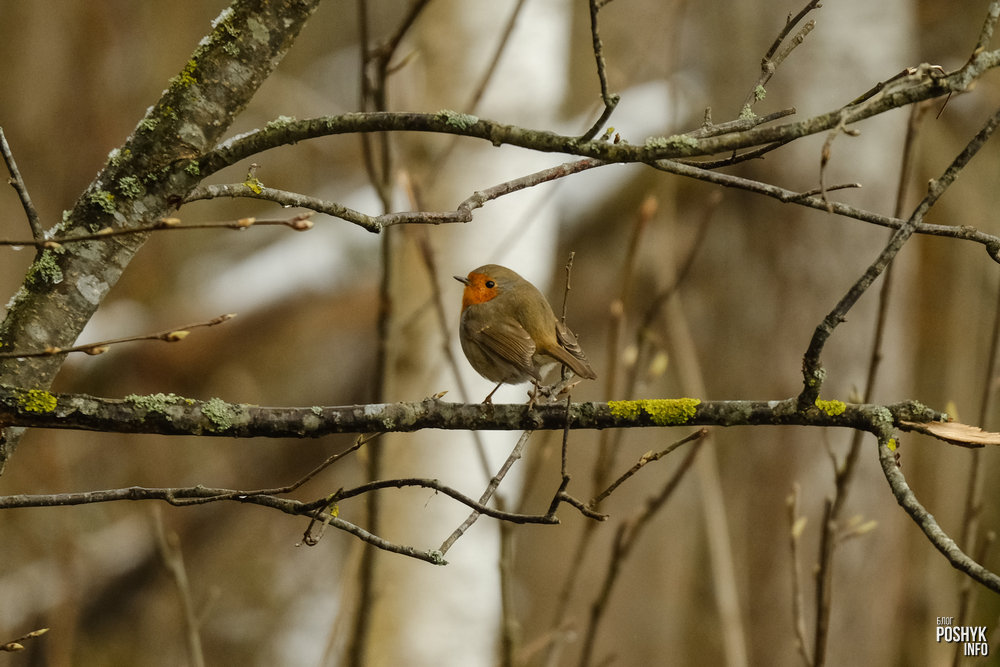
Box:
[485,280,495,289]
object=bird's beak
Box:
[454,275,470,286]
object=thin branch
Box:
[184,159,606,233]
[810,99,930,667]
[0,475,555,563]
[0,127,44,241]
[0,313,235,359]
[424,0,528,190]
[740,0,822,114]
[438,430,536,555]
[787,484,813,667]
[690,107,798,139]
[588,428,707,507]
[351,0,408,653]
[366,0,432,69]
[0,482,450,561]
[878,437,1000,593]
[578,0,620,141]
[321,476,556,525]
[465,0,527,116]
[0,627,49,653]
[812,497,835,667]
[152,508,205,667]
[647,159,1000,258]
[0,213,314,249]
[971,1,1000,56]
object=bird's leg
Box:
[482,382,503,404]
[538,369,580,403]
[527,380,541,409]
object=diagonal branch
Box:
[878,437,1000,593]
[799,107,1000,406]
[0,313,235,359]
[0,127,43,241]
[740,0,822,115]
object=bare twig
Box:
[0,127,44,241]
[463,0,528,118]
[185,159,605,233]
[152,507,205,667]
[972,2,1000,55]
[740,0,822,115]
[319,476,556,525]
[0,313,235,359]
[588,428,707,507]
[438,430,536,554]
[648,158,1000,259]
[349,0,427,657]
[0,627,49,653]
[812,497,835,667]
[0,213,314,248]
[787,485,813,667]
[578,0,620,141]
[818,111,861,211]
[804,100,929,667]
[878,436,1000,593]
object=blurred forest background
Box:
[2,0,1000,665]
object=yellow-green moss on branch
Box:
[16,389,57,413]
[608,398,701,425]
[815,398,847,416]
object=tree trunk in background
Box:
[363,1,573,664]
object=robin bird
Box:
[455,264,596,403]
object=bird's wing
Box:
[474,320,538,378]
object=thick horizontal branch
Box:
[197,55,997,177]
[0,386,946,437]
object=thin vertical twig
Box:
[152,508,205,667]
[578,0,620,141]
[0,127,44,241]
[739,0,822,117]
[787,485,813,667]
